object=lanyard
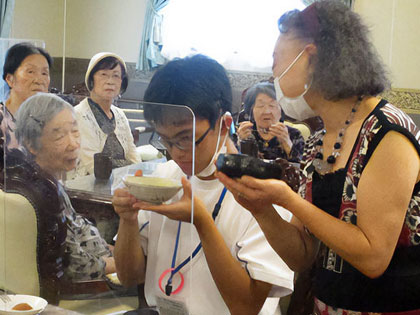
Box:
[164,186,228,296]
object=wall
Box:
[64,0,146,62]
[11,0,146,62]
[10,0,147,90]
[10,0,65,57]
[354,0,420,90]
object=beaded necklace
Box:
[312,96,363,175]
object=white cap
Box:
[85,52,127,91]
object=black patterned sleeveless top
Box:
[300,100,420,313]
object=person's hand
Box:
[269,122,293,155]
[133,177,208,224]
[103,256,116,274]
[216,171,294,216]
[237,121,254,140]
[107,244,115,253]
[112,188,141,222]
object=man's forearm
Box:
[114,219,146,287]
[195,212,272,315]
[254,205,316,272]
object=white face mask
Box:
[273,49,316,121]
[196,116,228,178]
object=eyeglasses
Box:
[253,103,279,111]
[150,126,212,151]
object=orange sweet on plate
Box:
[12,302,33,310]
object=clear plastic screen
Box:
[0,38,48,311]
[2,99,197,314]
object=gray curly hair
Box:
[15,92,74,151]
[278,0,390,100]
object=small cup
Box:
[94,153,112,180]
[240,139,259,158]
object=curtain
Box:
[0,0,14,37]
[137,0,170,71]
[0,0,15,102]
[301,0,353,8]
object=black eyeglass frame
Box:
[149,125,212,151]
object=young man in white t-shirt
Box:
[113,55,293,315]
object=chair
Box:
[0,151,66,305]
[284,120,311,141]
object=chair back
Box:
[0,150,67,304]
[284,120,312,141]
[0,190,40,296]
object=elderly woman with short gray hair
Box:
[14,92,115,281]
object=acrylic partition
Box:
[0,37,48,309]
[1,100,197,314]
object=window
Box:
[160,0,306,72]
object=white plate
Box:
[0,295,48,315]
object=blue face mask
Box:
[273,49,316,121]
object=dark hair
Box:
[143,54,232,129]
[3,42,53,81]
[243,82,276,115]
[278,0,390,100]
[87,56,128,94]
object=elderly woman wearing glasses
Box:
[237,82,304,162]
[13,93,115,281]
[70,52,141,178]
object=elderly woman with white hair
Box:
[71,52,141,178]
[14,92,115,281]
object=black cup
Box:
[94,153,112,180]
[240,139,259,157]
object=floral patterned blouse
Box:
[252,122,305,162]
[0,103,19,150]
[300,100,420,314]
[59,184,112,281]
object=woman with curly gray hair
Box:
[218,0,420,313]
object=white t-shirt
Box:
[138,160,294,315]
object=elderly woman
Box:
[0,42,52,150]
[71,52,141,178]
[218,1,420,314]
[237,82,304,162]
[14,93,115,281]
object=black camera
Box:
[216,154,301,192]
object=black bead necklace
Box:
[312,96,363,175]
